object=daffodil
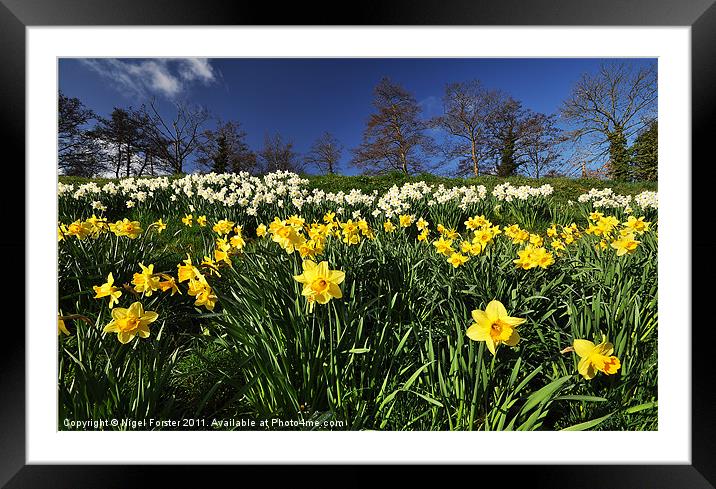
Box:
[447,252,469,268]
[433,237,454,256]
[93,272,122,308]
[256,224,267,237]
[384,221,396,233]
[58,317,70,336]
[196,215,207,227]
[293,260,345,311]
[109,218,142,239]
[573,339,621,380]
[132,263,161,296]
[213,219,235,235]
[158,275,181,296]
[182,214,193,226]
[287,215,305,228]
[611,233,640,256]
[153,218,167,233]
[187,275,217,311]
[66,220,93,240]
[177,255,199,283]
[399,214,413,227]
[466,300,526,355]
[103,301,159,344]
[230,233,245,250]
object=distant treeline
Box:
[59,61,657,182]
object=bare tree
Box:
[258,132,303,173]
[144,99,209,174]
[520,112,567,178]
[90,107,141,178]
[304,132,342,174]
[486,96,530,177]
[352,77,433,175]
[58,92,105,176]
[432,80,500,177]
[196,120,257,174]
[560,61,657,180]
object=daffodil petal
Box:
[485,338,497,356]
[328,282,342,299]
[573,339,595,358]
[578,356,596,379]
[471,309,489,326]
[111,308,128,321]
[141,311,159,324]
[501,315,526,327]
[103,321,119,333]
[486,300,508,321]
[128,302,143,318]
[118,331,133,344]
[504,329,520,347]
[466,323,490,342]
[328,270,345,284]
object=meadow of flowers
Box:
[57,171,658,431]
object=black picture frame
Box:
[3,1,713,487]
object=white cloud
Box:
[179,58,215,83]
[79,58,217,99]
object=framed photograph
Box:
[5,0,713,486]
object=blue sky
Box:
[59,57,657,175]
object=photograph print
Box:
[57,57,658,431]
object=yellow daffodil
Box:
[611,233,640,256]
[514,245,554,270]
[58,316,70,336]
[187,274,217,311]
[85,214,108,237]
[103,301,159,344]
[213,219,235,235]
[447,252,469,268]
[271,219,306,253]
[466,300,526,355]
[93,272,123,308]
[623,216,650,234]
[573,339,621,380]
[109,218,142,239]
[230,233,245,250]
[550,239,566,252]
[158,276,181,296]
[153,218,167,233]
[256,223,267,237]
[132,263,161,296]
[177,255,199,283]
[201,256,222,276]
[384,221,396,233]
[443,228,459,240]
[287,215,305,228]
[399,214,413,227]
[433,237,454,256]
[196,215,207,227]
[293,260,345,311]
[416,217,429,231]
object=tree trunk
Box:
[126,143,132,177]
[471,139,479,176]
[400,152,408,175]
